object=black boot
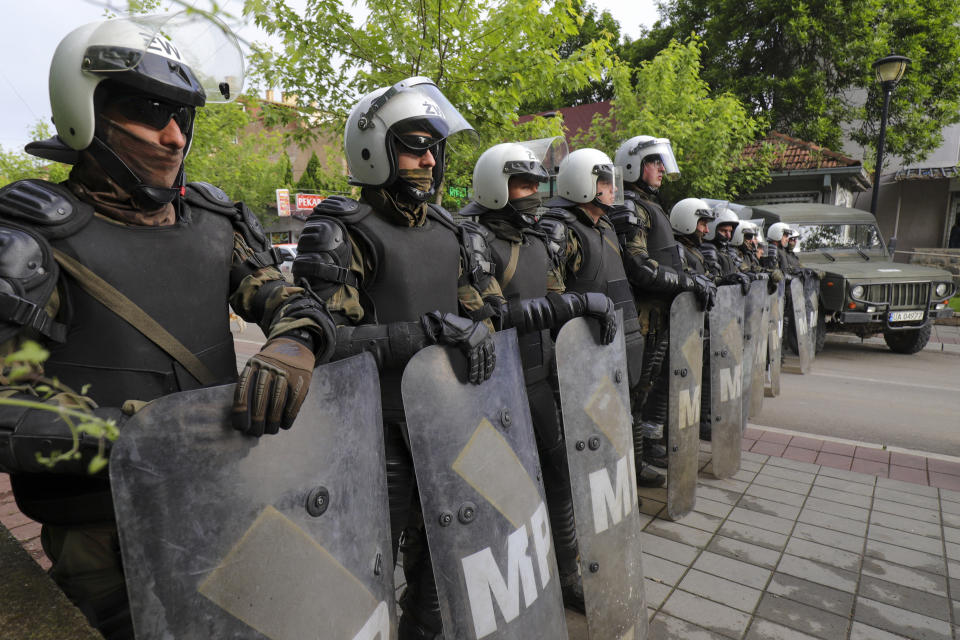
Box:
[637,461,665,487]
[700,420,712,441]
[643,435,668,468]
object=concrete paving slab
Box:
[765,571,855,617]
[662,589,752,638]
[854,596,953,640]
[858,575,951,621]
[706,535,783,570]
[692,550,773,590]
[755,591,850,639]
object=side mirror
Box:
[887,236,897,256]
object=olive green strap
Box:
[53,249,217,386]
[501,243,521,290]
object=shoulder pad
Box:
[457,201,488,218]
[293,216,358,297]
[235,201,269,252]
[0,221,64,344]
[0,180,93,240]
[700,242,718,258]
[459,220,495,289]
[608,202,646,232]
[185,182,234,214]
[426,204,457,232]
[537,217,568,265]
[313,195,372,225]
[541,207,576,223]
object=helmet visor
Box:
[84,12,244,103]
[594,164,624,206]
[376,77,477,150]
[633,137,680,181]
[516,136,568,176]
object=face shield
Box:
[515,136,567,197]
[84,12,244,105]
[633,137,680,181]
[594,164,624,207]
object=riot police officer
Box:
[701,205,753,287]
[292,77,497,640]
[540,148,665,487]
[459,140,618,612]
[610,137,715,473]
[763,222,802,276]
[0,13,335,638]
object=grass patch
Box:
[950,296,960,313]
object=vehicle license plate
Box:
[889,310,924,322]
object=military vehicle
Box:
[747,203,955,354]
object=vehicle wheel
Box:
[814,312,826,353]
[883,323,932,354]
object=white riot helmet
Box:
[614,135,680,184]
[705,202,740,242]
[555,148,624,207]
[471,142,551,209]
[345,76,475,201]
[41,12,243,207]
[766,222,793,242]
[733,220,759,247]
[49,12,243,152]
[670,197,716,235]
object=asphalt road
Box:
[753,330,960,456]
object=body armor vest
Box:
[351,208,460,323]
[679,238,709,275]
[627,190,683,272]
[739,246,761,271]
[47,203,239,407]
[349,205,461,415]
[484,220,553,384]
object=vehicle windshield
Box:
[796,223,885,253]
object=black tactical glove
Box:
[580,292,618,346]
[720,271,753,295]
[233,336,316,436]
[683,273,717,311]
[421,311,496,384]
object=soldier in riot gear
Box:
[736,220,785,288]
[0,13,336,639]
[458,140,618,613]
[610,137,716,475]
[763,222,801,276]
[701,204,753,286]
[292,77,500,640]
[540,148,665,489]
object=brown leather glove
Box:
[232,336,315,436]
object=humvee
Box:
[745,203,955,354]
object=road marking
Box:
[811,370,959,393]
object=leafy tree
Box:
[185,96,287,215]
[243,0,619,208]
[626,0,960,167]
[296,151,322,192]
[518,0,623,114]
[581,38,774,207]
[279,152,294,188]
[0,122,71,185]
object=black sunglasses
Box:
[396,133,442,157]
[111,94,195,133]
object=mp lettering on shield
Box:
[721,364,742,401]
[678,384,702,429]
[461,502,553,638]
[588,453,637,534]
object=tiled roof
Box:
[516,101,613,138]
[743,131,861,170]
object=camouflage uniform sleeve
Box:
[228,231,337,339]
[561,227,582,282]
[622,208,657,268]
[547,263,566,294]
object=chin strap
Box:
[87,136,183,209]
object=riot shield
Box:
[401,329,567,640]
[804,273,821,357]
[740,281,766,432]
[789,278,812,373]
[765,284,784,397]
[110,354,395,640]
[555,316,648,639]
[707,286,744,479]
[749,291,771,418]
[667,291,704,520]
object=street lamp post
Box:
[870,53,910,215]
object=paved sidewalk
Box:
[637,435,960,640]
